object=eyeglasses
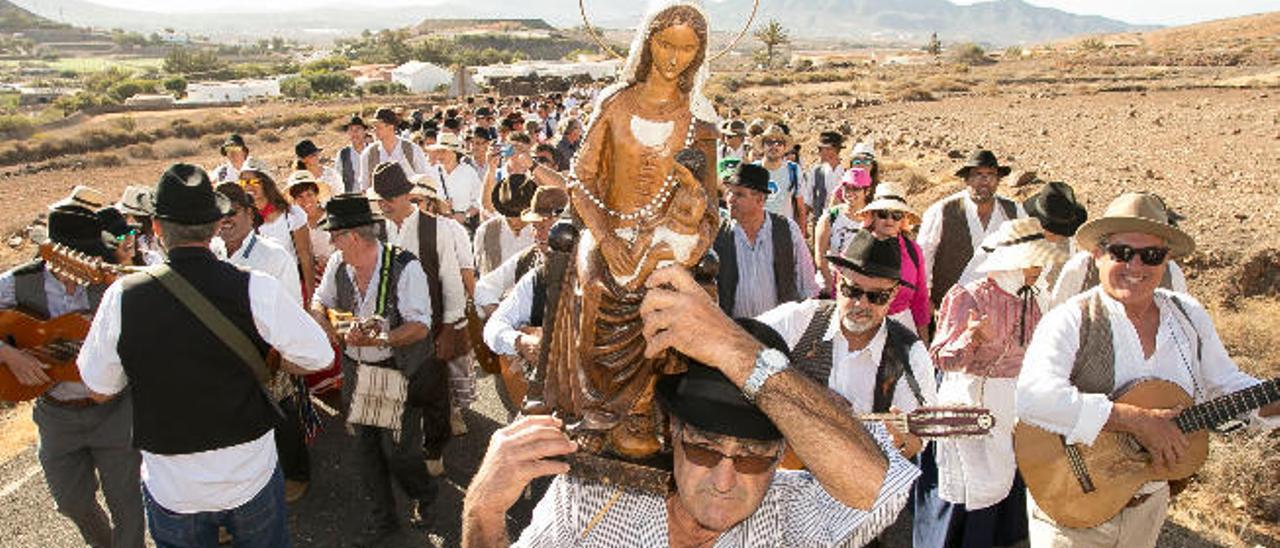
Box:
[851,158,872,166]
[679,436,778,474]
[1104,243,1169,266]
[874,210,904,221]
[763,139,786,147]
[238,177,262,188]
[838,281,895,305]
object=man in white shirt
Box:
[918,149,1025,309]
[799,131,847,233]
[310,193,438,545]
[215,182,316,502]
[210,134,265,185]
[1017,193,1280,547]
[78,163,334,547]
[358,108,430,193]
[370,162,469,461]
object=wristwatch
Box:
[742,347,789,403]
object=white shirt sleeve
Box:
[357,146,374,192]
[396,258,432,329]
[483,270,536,356]
[262,240,303,306]
[1048,251,1092,310]
[447,218,476,270]
[917,201,944,296]
[1016,299,1114,445]
[1168,261,1189,293]
[248,272,333,372]
[410,142,430,176]
[312,252,345,310]
[474,251,521,309]
[897,341,939,412]
[0,269,18,309]
[435,221,467,324]
[755,299,820,351]
[77,281,127,396]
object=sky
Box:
[70,0,1280,26]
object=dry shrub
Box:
[125,143,155,160]
[202,134,225,151]
[887,85,936,103]
[1210,298,1280,378]
[878,159,938,197]
[153,139,197,159]
[257,129,281,144]
[88,153,124,168]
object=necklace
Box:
[569,118,696,223]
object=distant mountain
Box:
[0,0,67,31]
[9,0,1154,46]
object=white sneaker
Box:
[427,457,444,477]
[450,407,468,436]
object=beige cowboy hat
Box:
[976,218,1070,273]
[856,182,919,224]
[51,185,108,212]
[1073,192,1194,259]
[520,186,569,223]
[424,132,468,155]
[751,125,793,152]
[284,170,332,203]
[115,185,156,217]
[408,173,447,205]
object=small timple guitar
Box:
[1015,377,1280,528]
[780,406,996,469]
[0,311,91,402]
[38,242,136,286]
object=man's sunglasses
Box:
[1104,243,1169,266]
[114,228,139,242]
[679,437,778,475]
[874,211,904,221]
[838,281,895,305]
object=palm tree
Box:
[754,19,790,69]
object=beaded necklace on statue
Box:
[568,117,696,224]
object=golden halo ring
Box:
[578,0,760,62]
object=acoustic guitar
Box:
[0,311,93,402]
[1015,377,1280,528]
[779,406,997,469]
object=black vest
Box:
[339,146,358,193]
[787,301,925,413]
[512,247,547,326]
[930,195,1018,307]
[714,212,798,316]
[10,260,106,320]
[118,247,277,455]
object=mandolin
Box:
[0,311,91,402]
[1015,377,1280,528]
[779,406,996,469]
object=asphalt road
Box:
[0,374,531,548]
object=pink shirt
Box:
[887,235,930,328]
[930,276,1042,378]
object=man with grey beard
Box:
[757,230,937,459]
[917,149,1025,309]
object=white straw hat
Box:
[976,218,1069,273]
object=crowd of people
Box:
[2,81,1278,548]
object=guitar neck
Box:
[1175,378,1280,433]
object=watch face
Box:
[760,348,789,370]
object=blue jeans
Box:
[143,465,291,548]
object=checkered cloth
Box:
[513,424,920,547]
[347,363,409,433]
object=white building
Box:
[391,61,453,94]
[182,79,282,104]
[473,60,620,86]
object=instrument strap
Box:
[373,244,394,318]
[146,264,283,418]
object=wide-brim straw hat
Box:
[976,218,1070,273]
[1074,192,1194,259]
[856,182,919,224]
[285,170,332,203]
[115,185,156,217]
[424,132,468,154]
[408,173,445,203]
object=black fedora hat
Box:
[491,173,537,218]
[294,139,322,159]
[219,134,247,156]
[954,149,1011,179]
[48,204,113,260]
[656,318,787,442]
[153,163,231,225]
[827,230,913,289]
[1023,181,1087,237]
[726,163,772,195]
[320,193,383,231]
[367,162,414,201]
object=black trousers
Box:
[417,358,452,459]
[274,395,310,482]
[352,406,438,525]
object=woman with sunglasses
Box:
[97,206,146,266]
[849,142,880,193]
[239,169,316,303]
[813,168,872,298]
[921,218,1067,548]
[857,182,930,337]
